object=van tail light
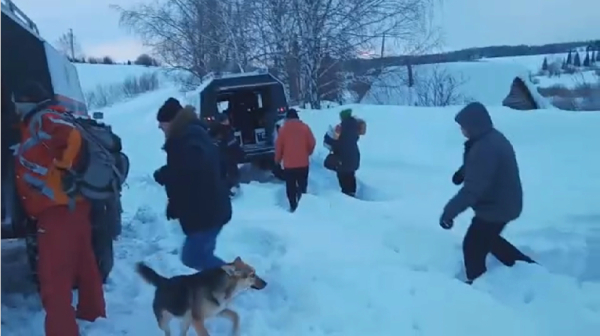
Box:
[277,107,286,114]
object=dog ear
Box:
[222,264,237,276]
[234,256,242,264]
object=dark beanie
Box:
[157,97,183,122]
[286,108,299,119]
[14,81,51,103]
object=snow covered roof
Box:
[362,60,554,109]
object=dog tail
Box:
[136,262,167,287]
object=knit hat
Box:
[286,108,299,119]
[339,108,352,119]
[14,81,51,103]
[157,97,183,122]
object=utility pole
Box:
[69,28,75,60]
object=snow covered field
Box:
[2,64,600,335]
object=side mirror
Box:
[92,111,104,120]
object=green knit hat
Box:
[339,108,353,119]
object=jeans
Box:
[181,226,225,271]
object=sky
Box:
[9,0,599,62]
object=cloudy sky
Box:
[12,0,599,62]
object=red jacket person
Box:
[13,82,106,336]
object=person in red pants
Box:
[13,82,106,336]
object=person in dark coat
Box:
[210,113,242,195]
[153,98,232,271]
[324,109,361,196]
[440,102,535,284]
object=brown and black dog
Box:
[136,257,267,336]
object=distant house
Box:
[502,77,539,110]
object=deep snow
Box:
[2,69,600,335]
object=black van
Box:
[198,72,289,167]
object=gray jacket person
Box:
[440,102,535,284]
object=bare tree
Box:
[414,65,468,107]
[114,0,438,108]
[55,29,82,61]
[285,0,438,108]
[113,0,229,79]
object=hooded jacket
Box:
[155,106,232,235]
[442,102,523,223]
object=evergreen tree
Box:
[566,50,572,65]
[583,52,590,67]
[542,57,548,71]
[573,52,581,67]
[561,58,567,70]
[596,50,600,62]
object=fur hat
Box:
[157,97,183,122]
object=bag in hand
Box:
[324,153,341,171]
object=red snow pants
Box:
[36,201,106,336]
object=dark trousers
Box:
[284,166,309,211]
[336,171,357,196]
[221,159,240,189]
[463,217,535,281]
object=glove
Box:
[452,166,464,185]
[153,166,167,186]
[166,201,177,220]
[439,216,454,230]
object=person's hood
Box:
[454,102,493,139]
[165,105,204,140]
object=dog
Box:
[136,257,268,336]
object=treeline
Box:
[68,53,161,67]
[344,40,600,74]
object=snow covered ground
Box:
[2,62,600,335]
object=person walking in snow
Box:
[210,113,242,196]
[12,82,106,336]
[324,108,361,197]
[440,101,535,284]
[153,98,232,271]
[275,108,316,212]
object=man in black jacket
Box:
[440,102,534,284]
[153,98,232,271]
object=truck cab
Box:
[198,71,289,167]
[1,0,118,283]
